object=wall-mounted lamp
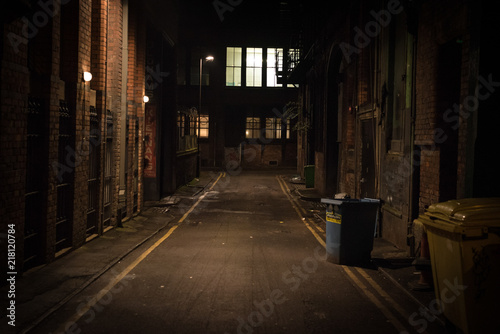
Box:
[143,95,150,103]
[83,71,93,82]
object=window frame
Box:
[226,47,242,87]
[198,114,209,139]
[245,117,261,139]
[246,47,263,87]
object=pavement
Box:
[1,169,444,334]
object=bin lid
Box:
[425,198,500,227]
[321,198,380,206]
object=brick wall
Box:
[0,0,159,271]
[126,4,146,216]
[415,0,471,211]
[1,19,30,267]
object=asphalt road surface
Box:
[31,170,445,334]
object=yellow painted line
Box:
[354,267,427,333]
[277,176,325,234]
[342,265,409,333]
[57,172,224,331]
[279,177,325,233]
[276,176,325,248]
[208,171,224,191]
[308,217,325,233]
[355,267,411,319]
[276,175,410,333]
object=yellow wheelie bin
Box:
[416,198,500,334]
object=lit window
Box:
[285,118,291,139]
[246,117,260,138]
[199,115,209,138]
[189,116,197,136]
[267,48,283,87]
[177,113,185,137]
[226,47,242,86]
[265,118,282,139]
[265,118,291,139]
[246,48,263,87]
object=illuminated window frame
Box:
[266,48,283,87]
[199,115,209,138]
[246,48,263,87]
[246,117,261,139]
[226,47,242,87]
[265,117,291,139]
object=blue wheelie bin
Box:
[321,198,380,265]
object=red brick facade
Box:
[295,0,496,252]
[1,0,178,272]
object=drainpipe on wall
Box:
[118,0,129,222]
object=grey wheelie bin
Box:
[321,198,380,265]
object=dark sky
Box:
[179,0,291,31]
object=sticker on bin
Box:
[327,211,342,224]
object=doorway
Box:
[361,118,376,198]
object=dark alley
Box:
[2,0,500,333]
[5,170,446,333]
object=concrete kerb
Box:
[16,174,221,333]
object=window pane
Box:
[266,48,282,87]
[246,117,260,138]
[226,47,242,87]
[267,68,277,87]
[227,48,234,66]
[247,48,262,67]
[265,118,275,139]
[246,48,262,87]
[246,68,254,86]
[199,115,209,138]
[235,48,242,66]
[254,70,262,87]
[234,68,241,86]
[226,67,234,86]
[276,119,282,139]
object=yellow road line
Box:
[277,176,325,234]
[342,266,409,333]
[354,267,426,333]
[276,175,325,248]
[277,174,410,334]
[58,172,225,331]
[355,267,410,319]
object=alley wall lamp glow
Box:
[83,71,93,82]
[143,95,150,103]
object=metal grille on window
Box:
[246,117,260,139]
[103,109,113,229]
[24,97,45,270]
[133,119,139,213]
[56,100,74,252]
[87,106,100,237]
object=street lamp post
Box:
[197,55,214,177]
